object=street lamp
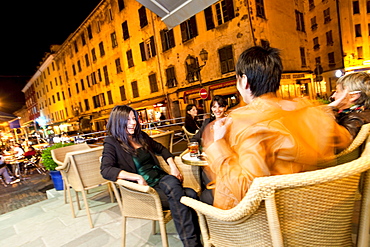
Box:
[186,49,208,86]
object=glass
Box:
[188,142,199,157]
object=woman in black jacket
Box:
[100,105,201,247]
[184,104,200,134]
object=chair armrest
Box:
[181,196,232,220]
[181,195,262,222]
[55,161,69,171]
[115,179,151,193]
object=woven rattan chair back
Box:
[181,147,370,246]
[51,142,91,204]
[151,131,174,153]
[57,146,114,228]
[51,142,91,166]
[115,179,172,247]
[318,123,370,168]
[182,126,196,142]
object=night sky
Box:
[0,0,102,114]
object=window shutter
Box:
[139,42,146,61]
[180,22,188,42]
[226,0,235,20]
[204,7,215,30]
[150,36,156,57]
[189,16,198,37]
[160,30,167,51]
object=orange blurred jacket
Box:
[203,94,352,210]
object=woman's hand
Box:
[170,166,183,182]
[328,88,349,109]
[136,175,148,186]
[166,157,183,182]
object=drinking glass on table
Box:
[188,142,199,157]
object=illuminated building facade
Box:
[22,0,363,133]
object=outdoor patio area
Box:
[0,186,183,247]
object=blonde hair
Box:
[337,72,370,108]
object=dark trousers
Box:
[154,175,202,247]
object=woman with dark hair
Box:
[100,105,202,247]
[184,104,200,134]
[190,95,228,145]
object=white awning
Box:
[136,0,218,29]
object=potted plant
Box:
[41,143,75,190]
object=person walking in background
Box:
[100,105,202,247]
[329,72,370,138]
[184,104,200,134]
[201,45,352,210]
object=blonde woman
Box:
[330,72,370,138]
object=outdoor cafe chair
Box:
[182,126,197,143]
[181,136,370,247]
[51,142,91,203]
[114,154,201,247]
[151,131,174,153]
[56,146,115,228]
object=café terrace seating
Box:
[181,128,370,247]
[56,146,115,228]
[114,155,201,247]
[51,142,91,203]
[151,130,174,153]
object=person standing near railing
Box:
[101,105,202,247]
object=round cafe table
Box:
[180,151,208,166]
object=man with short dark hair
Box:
[202,46,352,210]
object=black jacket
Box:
[100,132,174,182]
[190,118,211,144]
[184,115,200,134]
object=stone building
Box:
[22,0,363,133]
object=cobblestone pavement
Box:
[0,172,54,215]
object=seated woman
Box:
[329,72,370,138]
[100,105,202,247]
[24,146,37,159]
[191,95,228,145]
[184,104,200,134]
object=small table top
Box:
[180,152,208,166]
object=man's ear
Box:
[241,74,249,90]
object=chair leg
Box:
[158,220,169,247]
[81,190,94,228]
[110,182,122,211]
[107,183,114,203]
[66,184,76,218]
[76,191,81,210]
[122,216,127,247]
[152,220,157,235]
[0,177,7,187]
[63,181,68,204]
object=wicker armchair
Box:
[56,146,114,228]
[51,143,91,203]
[151,131,174,153]
[318,123,370,168]
[182,126,197,142]
[181,145,370,246]
[115,155,201,247]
